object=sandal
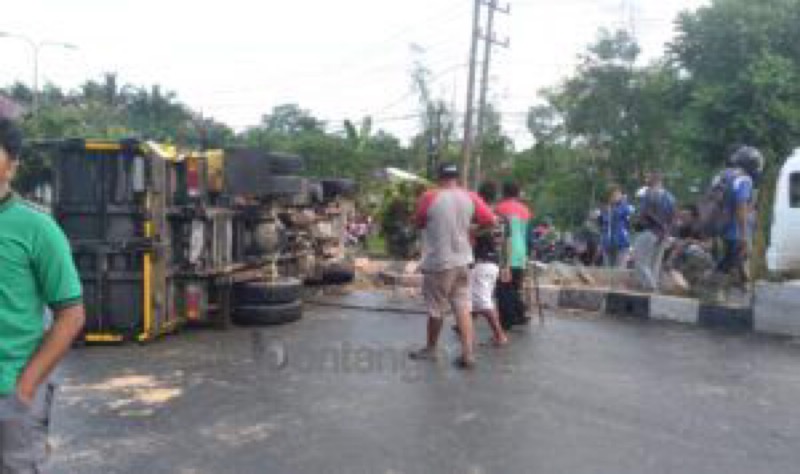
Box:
[408,347,438,361]
[453,355,476,370]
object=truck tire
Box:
[320,178,357,200]
[269,153,305,175]
[264,176,307,196]
[232,300,303,326]
[233,278,303,306]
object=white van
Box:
[767,148,800,273]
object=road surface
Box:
[50,291,800,474]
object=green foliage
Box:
[410,62,459,179]
[512,144,597,228]
[377,181,428,259]
[7,0,800,273]
[514,0,800,275]
[527,29,687,199]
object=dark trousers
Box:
[496,268,527,329]
[716,239,749,285]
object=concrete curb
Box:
[363,265,799,338]
[530,283,799,337]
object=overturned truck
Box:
[37,139,356,342]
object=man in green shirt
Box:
[0,118,85,472]
[495,181,532,329]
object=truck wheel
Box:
[232,300,303,326]
[233,278,303,305]
[320,178,357,200]
[264,176,307,196]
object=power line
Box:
[366,62,470,117]
[201,60,471,115]
[200,0,470,99]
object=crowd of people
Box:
[408,145,764,369]
[592,146,764,296]
[409,162,533,369]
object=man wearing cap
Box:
[409,162,495,369]
[0,118,85,472]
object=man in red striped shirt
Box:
[409,163,496,369]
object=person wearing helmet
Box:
[714,145,764,286]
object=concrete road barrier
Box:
[754,281,800,337]
[530,284,561,309]
[605,292,650,320]
[370,259,800,339]
[698,304,753,331]
[650,295,699,325]
[523,282,798,338]
[558,287,607,312]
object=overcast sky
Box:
[1,0,707,146]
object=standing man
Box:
[0,118,85,472]
[409,162,495,369]
[599,185,634,268]
[495,181,533,330]
[713,146,764,289]
[632,172,676,292]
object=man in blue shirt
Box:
[599,185,634,268]
[714,146,764,286]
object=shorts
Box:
[422,266,471,319]
[0,379,57,472]
[470,262,499,312]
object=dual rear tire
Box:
[231,278,304,326]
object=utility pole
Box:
[460,0,482,185]
[473,0,510,188]
[621,0,637,40]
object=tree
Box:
[669,0,800,274]
[343,116,372,152]
[411,63,458,178]
[476,103,514,180]
[260,104,324,136]
[522,30,684,206]
[670,0,800,167]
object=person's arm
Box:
[16,305,85,404]
[16,217,84,405]
[413,190,436,229]
[469,192,496,227]
[735,203,750,255]
[734,179,753,255]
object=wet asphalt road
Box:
[50,291,800,474]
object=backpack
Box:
[636,188,675,237]
[697,169,746,238]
